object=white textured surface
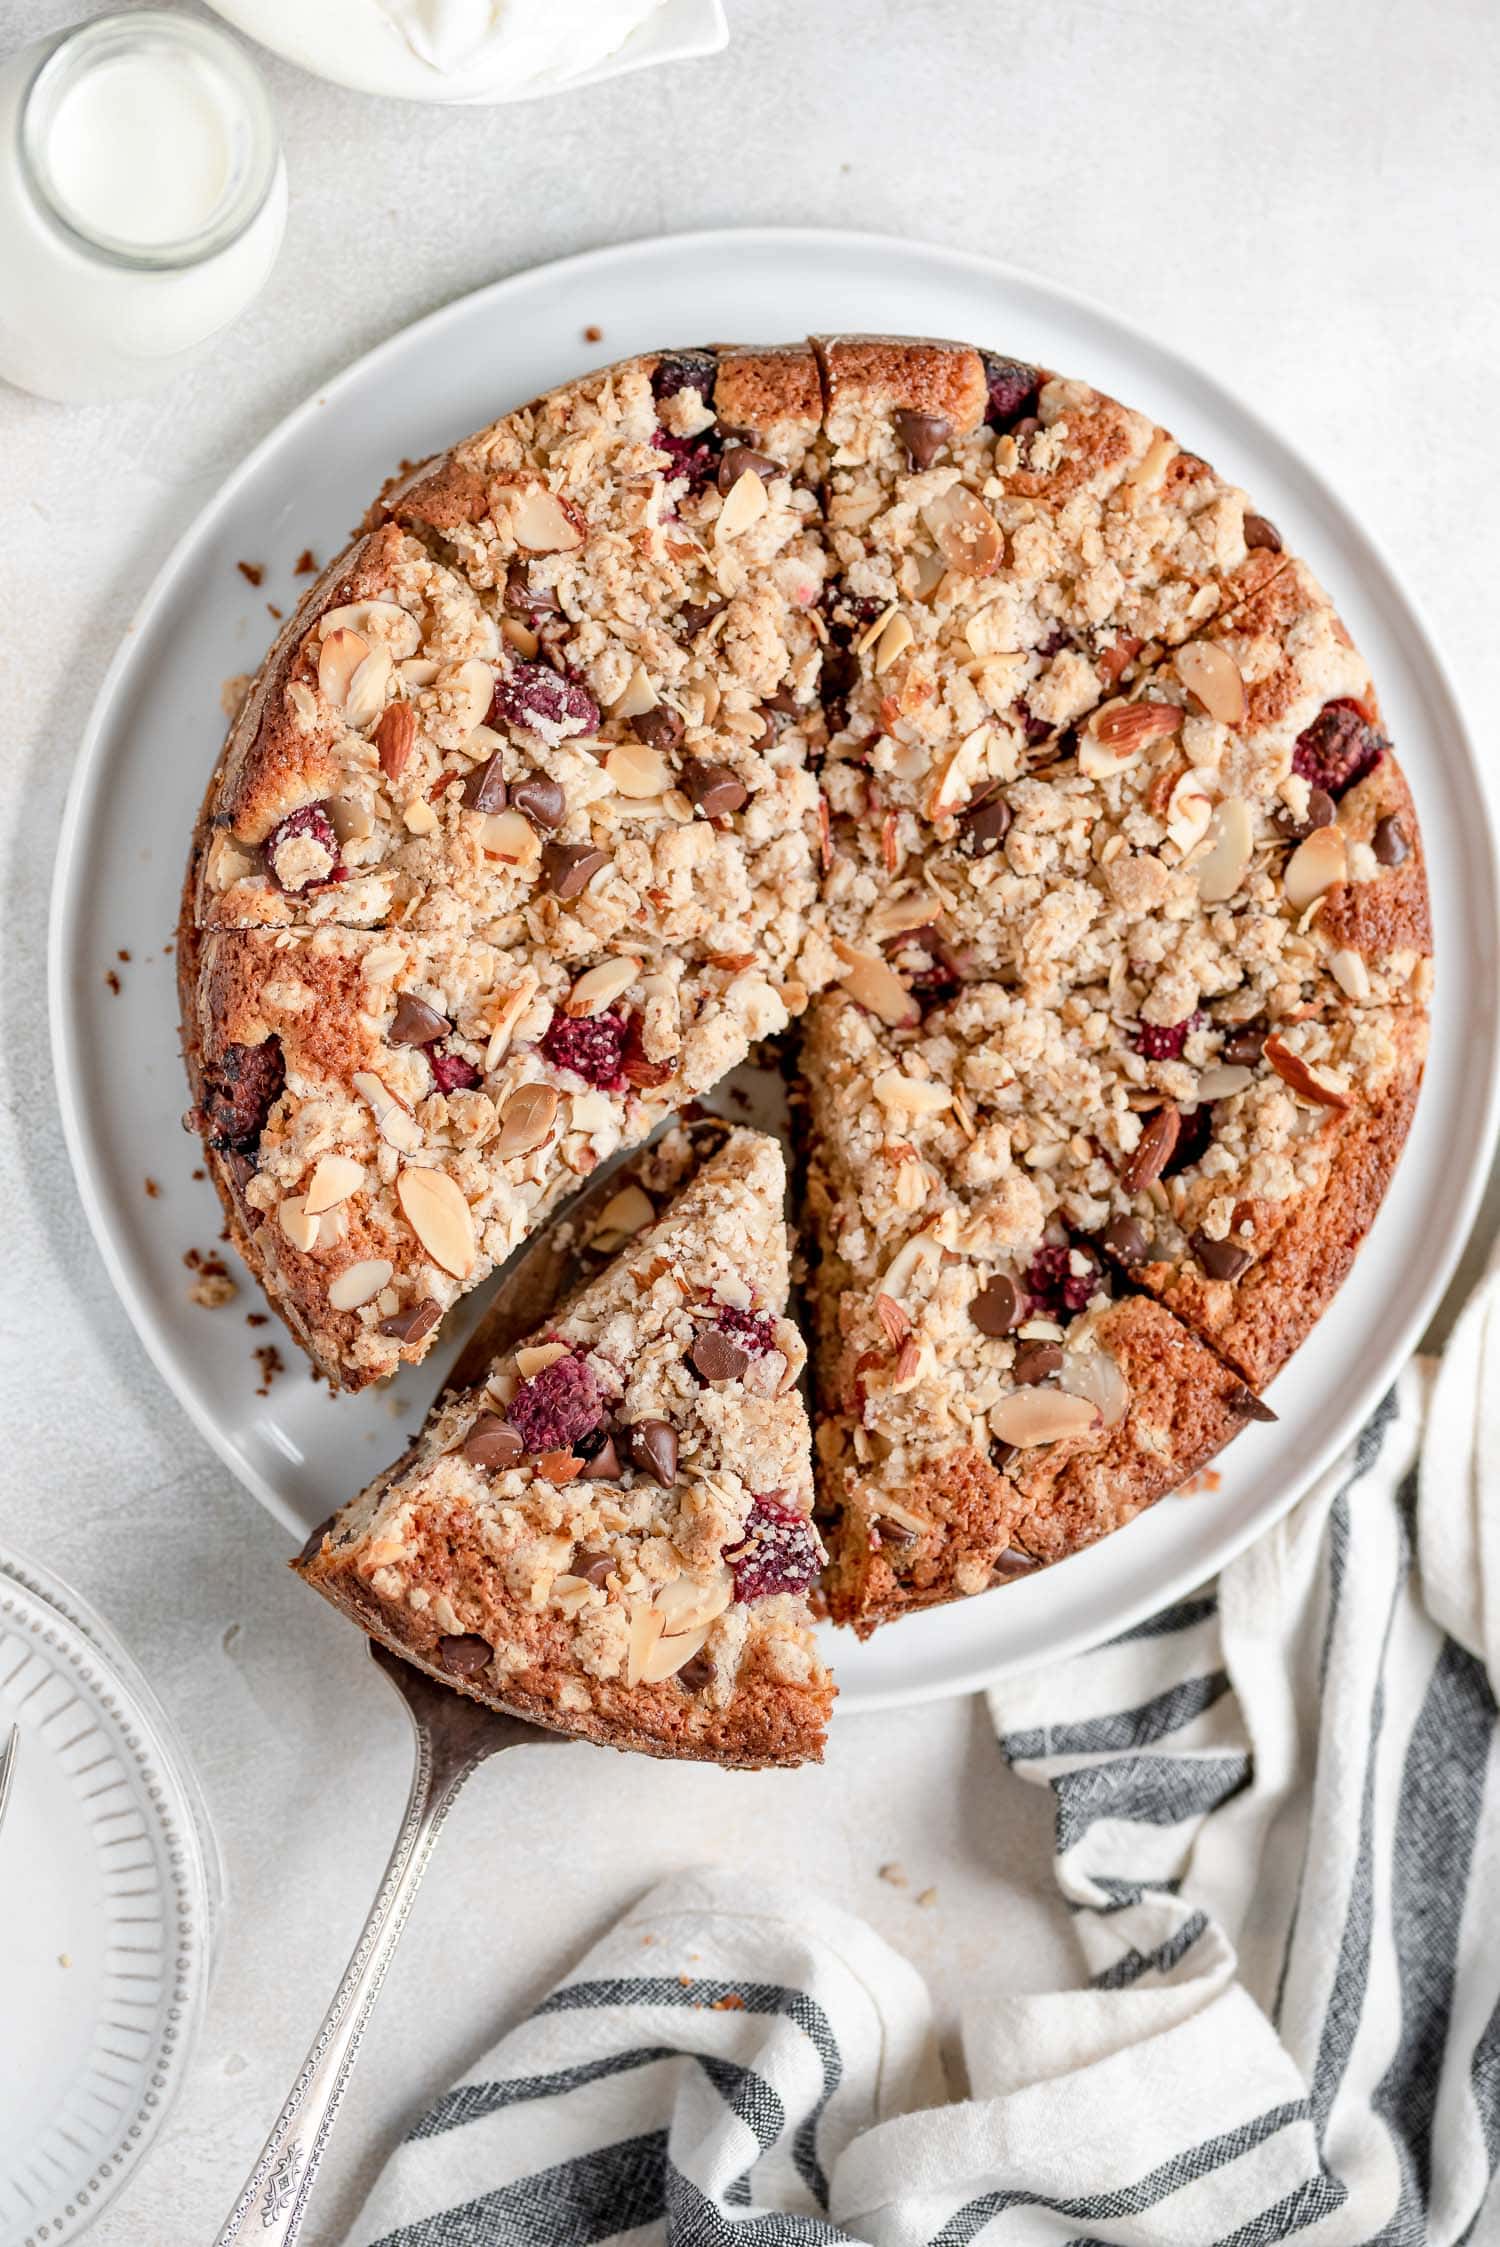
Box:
[3,1,1497,2238]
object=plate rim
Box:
[48,224,1500,1712]
[0,1542,218,2245]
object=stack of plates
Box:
[0,1548,219,2247]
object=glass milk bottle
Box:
[0,10,287,403]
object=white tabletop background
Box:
[3,0,1497,2237]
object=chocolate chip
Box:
[894,410,952,471]
[718,444,780,492]
[630,1419,678,1485]
[679,599,726,637]
[1012,1340,1064,1385]
[1190,1230,1253,1283]
[1373,815,1409,867]
[437,1633,492,1676]
[1120,1102,1181,1195]
[992,1547,1039,1580]
[505,561,560,614]
[1227,1382,1278,1423]
[960,789,1013,853]
[677,1653,716,1693]
[377,1297,442,1344]
[579,1435,622,1481]
[1277,787,1335,839]
[874,1513,919,1548]
[388,993,449,1047]
[682,760,748,817]
[1243,513,1283,553]
[511,775,566,830]
[632,704,684,752]
[571,1548,614,1586]
[991,1439,1018,1471]
[691,1329,750,1383]
[462,753,508,812]
[1101,1214,1150,1267]
[970,1275,1022,1336]
[540,841,608,899]
[1221,1026,1267,1066]
[463,1414,524,1470]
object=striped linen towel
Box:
[350,1312,1500,2245]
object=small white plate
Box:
[49,229,1500,1716]
[204,0,728,105]
[0,1546,219,2247]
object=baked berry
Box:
[727,1492,822,1602]
[199,1036,284,1155]
[430,1049,481,1095]
[651,350,717,405]
[1291,698,1387,799]
[1135,1011,1206,1061]
[981,353,1040,431]
[541,1008,629,1092]
[509,1352,603,1454]
[264,804,344,892]
[1026,1240,1102,1316]
[653,427,721,495]
[488,661,599,739]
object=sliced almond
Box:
[831,938,920,1027]
[1328,946,1372,1002]
[515,1341,571,1377]
[352,1070,422,1152]
[1122,430,1178,492]
[277,1195,319,1253]
[989,1388,1103,1448]
[604,741,669,800]
[881,1229,943,1303]
[654,1567,733,1637]
[639,1622,710,1686]
[477,808,540,871]
[920,486,1003,578]
[374,702,416,781]
[329,794,373,845]
[1284,823,1348,910]
[1175,640,1246,727]
[1120,1102,1181,1194]
[625,1602,667,1688]
[589,1182,656,1251]
[873,611,915,675]
[509,484,584,553]
[1263,1034,1353,1110]
[501,616,539,658]
[497,1082,560,1157]
[866,893,944,941]
[875,1292,912,1348]
[564,956,641,1017]
[318,628,371,713]
[569,1090,615,1134]
[318,600,421,659]
[443,657,496,736]
[873,1069,952,1119]
[1057,1347,1131,1427]
[1165,767,1214,856]
[1196,1062,1254,1101]
[610,663,658,720]
[1196,796,1253,903]
[327,1258,394,1312]
[403,798,439,837]
[716,468,769,541]
[303,1153,365,1217]
[927,726,991,819]
[395,1166,476,1277]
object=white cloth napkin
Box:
[374,0,679,94]
[348,1308,1500,2244]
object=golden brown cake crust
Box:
[814,334,992,434]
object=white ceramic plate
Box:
[204,0,727,105]
[0,1545,219,2247]
[49,229,1500,1715]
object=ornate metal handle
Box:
[212,1650,547,2244]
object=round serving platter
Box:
[49,228,1500,1714]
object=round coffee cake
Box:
[182,336,1430,1649]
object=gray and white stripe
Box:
[351,1364,1500,2247]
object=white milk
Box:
[0,11,287,403]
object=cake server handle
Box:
[212,1639,557,2245]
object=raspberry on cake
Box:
[296,1129,834,1766]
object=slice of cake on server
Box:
[296,1128,834,1766]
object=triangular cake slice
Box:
[296,1128,834,1765]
